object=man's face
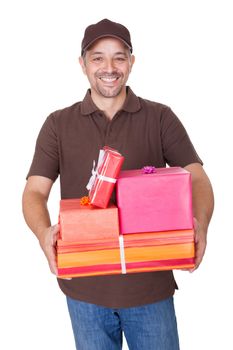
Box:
[79,37,135,98]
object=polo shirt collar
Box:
[80,86,141,115]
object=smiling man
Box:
[80,37,134,96]
[22,19,214,350]
[79,36,135,118]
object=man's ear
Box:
[79,56,86,75]
[130,54,135,72]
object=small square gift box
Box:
[86,146,124,208]
[116,166,193,234]
[58,197,120,242]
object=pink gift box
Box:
[116,167,193,234]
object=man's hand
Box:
[39,224,60,275]
[190,217,207,272]
[183,163,214,273]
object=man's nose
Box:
[103,59,116,72]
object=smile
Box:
[99,77,119,82]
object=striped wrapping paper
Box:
[57,229,195,278]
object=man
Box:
[22,19,214,350]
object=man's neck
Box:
[90,88,127,120]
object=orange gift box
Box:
[57,229,195,278]
[59,198,120,242]
[87,146,124,208]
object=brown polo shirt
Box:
[27,87,202,308]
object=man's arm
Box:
[184,163,214,271]
[22,176,59,275]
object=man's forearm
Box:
[191,170,214,232]
[22,190,51,242]
[184,163,214,270]
[184,163,214,230]
[22,182,59,275]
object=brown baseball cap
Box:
[81,18,133,55]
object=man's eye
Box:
[115,57,126,61]
[93,57,103,62]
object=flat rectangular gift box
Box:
[57,229,195,278]
[116,167,193,234]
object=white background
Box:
[0,0,232,349]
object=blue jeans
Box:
[67,296,180,350]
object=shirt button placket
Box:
[105,122,112,145]
[96,112,110,146]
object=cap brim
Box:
[82,34,132,55]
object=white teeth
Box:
[100,77,118,82]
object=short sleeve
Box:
[161,107,203,167]
[27,114,59,181]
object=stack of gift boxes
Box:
[57,147,195,278]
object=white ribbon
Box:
[86,149,116,191]
[98,174,116,183]
[119,235,126,274]
[86,160,97,191]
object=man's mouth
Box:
[97,74,121,83]
[99,77,119,82]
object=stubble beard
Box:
[96,83,124,98]
[95,71,125,98]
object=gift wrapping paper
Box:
[87,146,124,208]
[57,229,195,278]
[57,166,195,278]
[59,198,119,242]
[116,167,193,234]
